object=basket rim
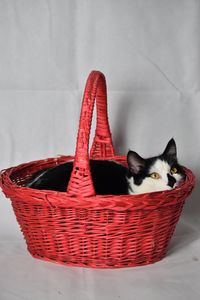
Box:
[0,155,195,211]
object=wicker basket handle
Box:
[67,71,115,196]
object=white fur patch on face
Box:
[127,159,183,195]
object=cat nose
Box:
[167,174,176,188]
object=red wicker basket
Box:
[0,71,195,268]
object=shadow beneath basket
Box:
[167,219,199,256]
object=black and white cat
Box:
[126,138,185,194]
[26,139,185,195]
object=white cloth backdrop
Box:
[0,1,200,299]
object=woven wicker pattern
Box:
[67,71,114,196]
[0,71,195,268]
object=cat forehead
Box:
[149,159,171,173]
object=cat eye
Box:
[150,172,161,179]
[171,167,177,174]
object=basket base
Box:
[29,250,166,269]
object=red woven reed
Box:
[67,71,114,196]
[0,71,195,268]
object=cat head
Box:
[127,138,185,194]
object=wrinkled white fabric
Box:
[0,1,200,299]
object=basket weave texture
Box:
[0,71,195,268]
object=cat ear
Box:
[162,138,177,160]
[127,151,145,175]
